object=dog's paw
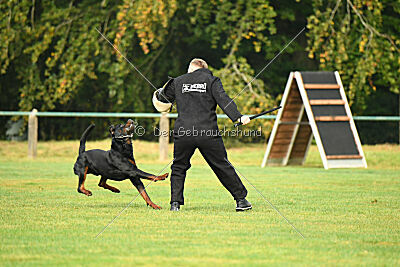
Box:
[154,173,168,181]
[78,188,92,196]
[111,188,120,193]
[150,203,162,210]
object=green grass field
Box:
[0,140,399,266]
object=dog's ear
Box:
[109,125,115,136]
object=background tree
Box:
[0,0,398,143]
[307,0,400,143]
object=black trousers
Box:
[170,135,247,204]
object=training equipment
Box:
[153,78,174,112]
[262,71,367,169]
[153,89,172,112]
[234,106,282,127]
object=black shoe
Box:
[170,201,180,211]
[236,198,252,212]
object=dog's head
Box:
[109,119,135,141]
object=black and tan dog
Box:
[73,119,168,209]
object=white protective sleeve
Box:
[152,89,172,112]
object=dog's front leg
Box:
[129,178,161,209]
[132,169,169,182]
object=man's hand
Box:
[239,115,250,125]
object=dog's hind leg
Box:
[78,166,92,196]
[130,178,161,209]
[98,177,120,193]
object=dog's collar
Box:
[113,133,134,140]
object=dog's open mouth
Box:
[124,119,135,135]
[111,119,136,140]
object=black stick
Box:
[234,106,282,127]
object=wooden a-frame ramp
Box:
[261,71,367,169]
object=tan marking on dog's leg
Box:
[142,173,169,182]
[79,166,92,196]
[137,188,161,209]
[98,177,120,193]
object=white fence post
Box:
[159,112,169,161]
[28,108,38,158]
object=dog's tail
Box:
[79,124,95,155]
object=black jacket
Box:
[158,68,242,133]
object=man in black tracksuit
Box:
[154,58,252,212]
